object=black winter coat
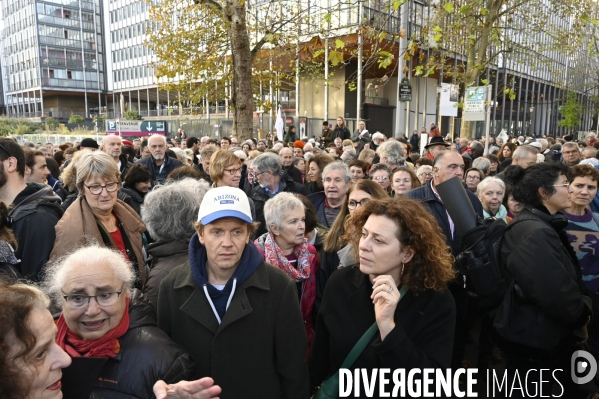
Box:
[9,183,63,281]
[135,155,183,186]
[62,292,195,399]
[494,207,592,358]
[405,179,483,257]
[250,173,308,237]
[332,126,351,141]
[143,239,189,311]
[308,266,456,398]
[119,187,145,216]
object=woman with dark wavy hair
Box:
[498,162,593,397]
[309,197,456,396]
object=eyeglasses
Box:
[466,175,481,181]
[348,198,370,210]
[224,167,242,175]
[372,176,389,181]
[85,181,119,195]
[563,151,579,155]
[553,182,570,188]
[419,172,433,178]
[62,285,125,308]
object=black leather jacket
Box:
[62,291,195,399]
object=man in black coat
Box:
[405,150,483,370]
[279,147,303,184]
[0,138,62,281]
[250,152,308,237]
[135,135,183,186]
[157,187,309,399]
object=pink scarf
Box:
[263,233,311,282]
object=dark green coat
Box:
[157,260,310,399]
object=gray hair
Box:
[264,192,304,232]
[416,165,433,175]
[369,162,392,177]
[472,157,491,174]
[273,143,284,152]
[372,132,386,142]
[252,152,282,175]
[142,178,209,242]
[376,140,405,165]
[76,151,120,193]
[562,142,579,151]
[512,145,539,160]
[303,143,313,152]
[234,150,247,161]
[322,161,351,183]
[582,147,597,158]
[476,176,506,197]
[148,134,167,146]
[43,244,135,309]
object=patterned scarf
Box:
[263,233,311,282]
[55,297,130,359]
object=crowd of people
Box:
[1,123,599,399]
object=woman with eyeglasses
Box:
[496,163,592,396]
[369,163,392,195]
[391,167,420,197]
[50,152,147,287]
[37,245,215,399]
[209,150,256,221]
[416,165,433,185]
[464,167,485,193]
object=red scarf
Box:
[55,297,130,359]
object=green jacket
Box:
[157,260,310,399]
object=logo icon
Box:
[571,350,597,384]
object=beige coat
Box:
[50,196,147,283]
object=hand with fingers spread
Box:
[153,378,222,399]
[371,275,402,340]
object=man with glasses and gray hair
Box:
[134,135,183,186]
[249,152,308,237]
[308,161,351,227]
[0,138,62,281]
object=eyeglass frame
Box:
[372,176,389,181]
[418,172,434,178]
[223,167,242,175]
[348,199,370,210]
[84,181,120,195]
[61,284,125,308]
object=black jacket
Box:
[9,183,63,281]
[250,173,308,237]
[119,153,133,181]
[135,155,183,186]
[308,266,456,397]
[494,207,592,358]
[61,292,195,399]
[119,187,144,216]
[304,181,323,195]
[332,126,351,141]
[283,165,303,184]
[405,180,483,257]
[143,240,189,311]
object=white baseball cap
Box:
[198,186,252,225]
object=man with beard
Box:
[135,135,183,186]
[0,138,62,281]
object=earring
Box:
[401,262,405,277]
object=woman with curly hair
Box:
[309,197,456,395]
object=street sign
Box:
[463,86,488,121]
[105,120,167,136]
[398,78,412,102]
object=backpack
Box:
[456,217,510,310]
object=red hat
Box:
[122,140,134,147]
[293,140,305,149]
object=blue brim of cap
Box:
[201,210,252,225]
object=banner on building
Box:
[440,83,459,117]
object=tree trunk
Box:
[226,1,254,141]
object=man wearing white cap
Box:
[157,186,309,399]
